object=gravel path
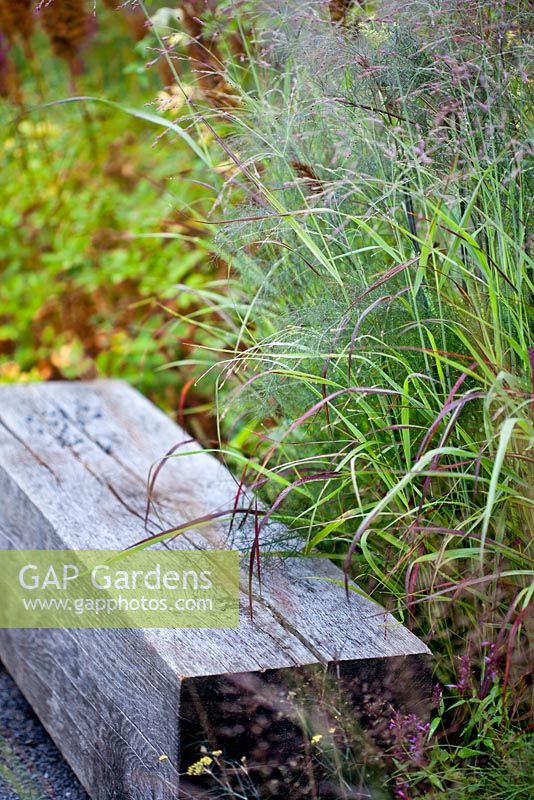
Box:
[0,661,89,800]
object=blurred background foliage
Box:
[0,0,226,440]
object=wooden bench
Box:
[0,380,430,800]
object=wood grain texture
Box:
[0,380,431,799]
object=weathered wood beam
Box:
[0,380,430,799]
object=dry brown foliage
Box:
[0,0,34,43]
[328,0,359,24]
[180,0,239,107]
[40,0,91,66]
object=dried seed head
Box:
[180,0,239,107]
[0,30,22,102]
[40,0,91,65]
[0,0,35,42]
[15,0,35,41]
[290,161,325,196]
[328,0,358,25]
[0,0,16,42]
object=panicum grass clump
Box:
[167,1,532,795]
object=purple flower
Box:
[448,654,472,695]
[389,711,429,767]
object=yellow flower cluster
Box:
[18,121,61,139]
[156,84,194,116]
[186,755,213,776]
[360,22,389,47]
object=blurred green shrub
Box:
[0,2,219,433]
